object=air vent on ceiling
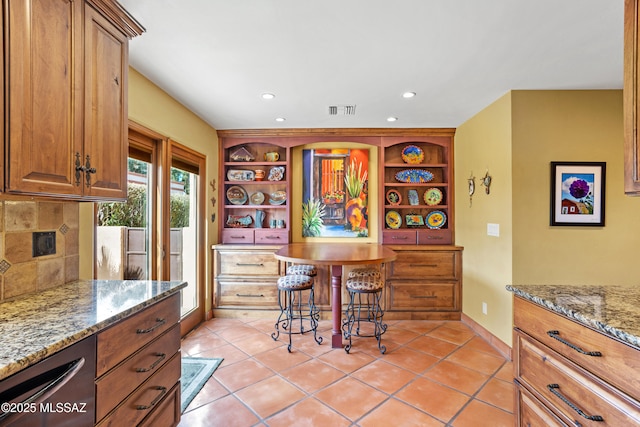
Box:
[328,105,357,115]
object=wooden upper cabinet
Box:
[5,0,84,197]
[83,5,130,199]
[625,0,640,195]
[4,0,143,200]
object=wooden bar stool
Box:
[271,274,322,352]
[342,275,387,354]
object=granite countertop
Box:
[0,280,186,381]
[507,284,640,350]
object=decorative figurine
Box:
[481,170,492,194]
[468,172,475,207]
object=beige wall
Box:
[456,89,640,347]
[454,93,514,346]
[128,68,219,313]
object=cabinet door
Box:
[5,0,84,197]
[625,0,640,194]
[83,5,129,200]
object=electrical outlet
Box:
[482,302,488,315]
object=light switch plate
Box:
[487,223,500,237]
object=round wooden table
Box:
[274,243,397,348]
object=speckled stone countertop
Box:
[0,280,186,381]
[507,284,640,350]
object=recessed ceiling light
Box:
[387,117,398,122]
[261,93,275,100]
[275,117,286,122]
[402,92,416,98]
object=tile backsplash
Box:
[0,200,79,301]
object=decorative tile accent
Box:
[59,224,69,235]
[0,260,10,274]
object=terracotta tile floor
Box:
[178,318,514,427]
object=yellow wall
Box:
[455,93,514,346]
[128,68,219,312]
[456,89,640,347]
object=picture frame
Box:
[550,161,605,227]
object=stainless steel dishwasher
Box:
[0,335,96,427]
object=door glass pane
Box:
[170,166,198,317]
[96,158,152,280]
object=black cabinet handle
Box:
[136,386,167,410]
[411,295,437,299]
[547,384,604,422]
[547,330,602,356]
[136,318,166,334]
[236,293,264,298]
[236,263,264,267]
[135,353,166,373]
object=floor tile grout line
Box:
[179,318,513,425]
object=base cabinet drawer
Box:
[96,325,180,420]
[216,249,281,276]
[97,352,181,427]
[514,297,640,400]
[386,281,458,311]
[97,293,180,377]
[139,383,181,427]
[386,251,458,278]
[515,331,640,426]
[516,381,569,427]
[218,280,278,307]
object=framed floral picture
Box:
[550,162,606,226]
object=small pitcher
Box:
[255,210,265,228]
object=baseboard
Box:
[461,313,512,361]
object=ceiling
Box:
[119,0,624,131]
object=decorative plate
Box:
[250,191,265,205]
[226,185,248,205]
[423,188,443,206]
[226,214,253,227]
[269,190,287,205]
[406,214,425,226]
[425,210,447,229]
[386,189,402,205]
[395,169,434,183]
[227,169,255,181]
[268,166,285,181]
[229,146,255,162]
[401,145,424,164]
[385,210,402,229]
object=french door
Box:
[95,123,206,336]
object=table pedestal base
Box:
[331,265,343,348]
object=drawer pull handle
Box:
[410,264,438,268]
[230,235,246,239]
[392,236,408,240]
[136,318,166,334]
[547,384,604,422]
[265,236,281,239]
[412,295,437,299]
[136,353,166,373]
[136,386,167,410]
[236,293,264,298]
[236,263,264,267]
[547,330,602,357]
